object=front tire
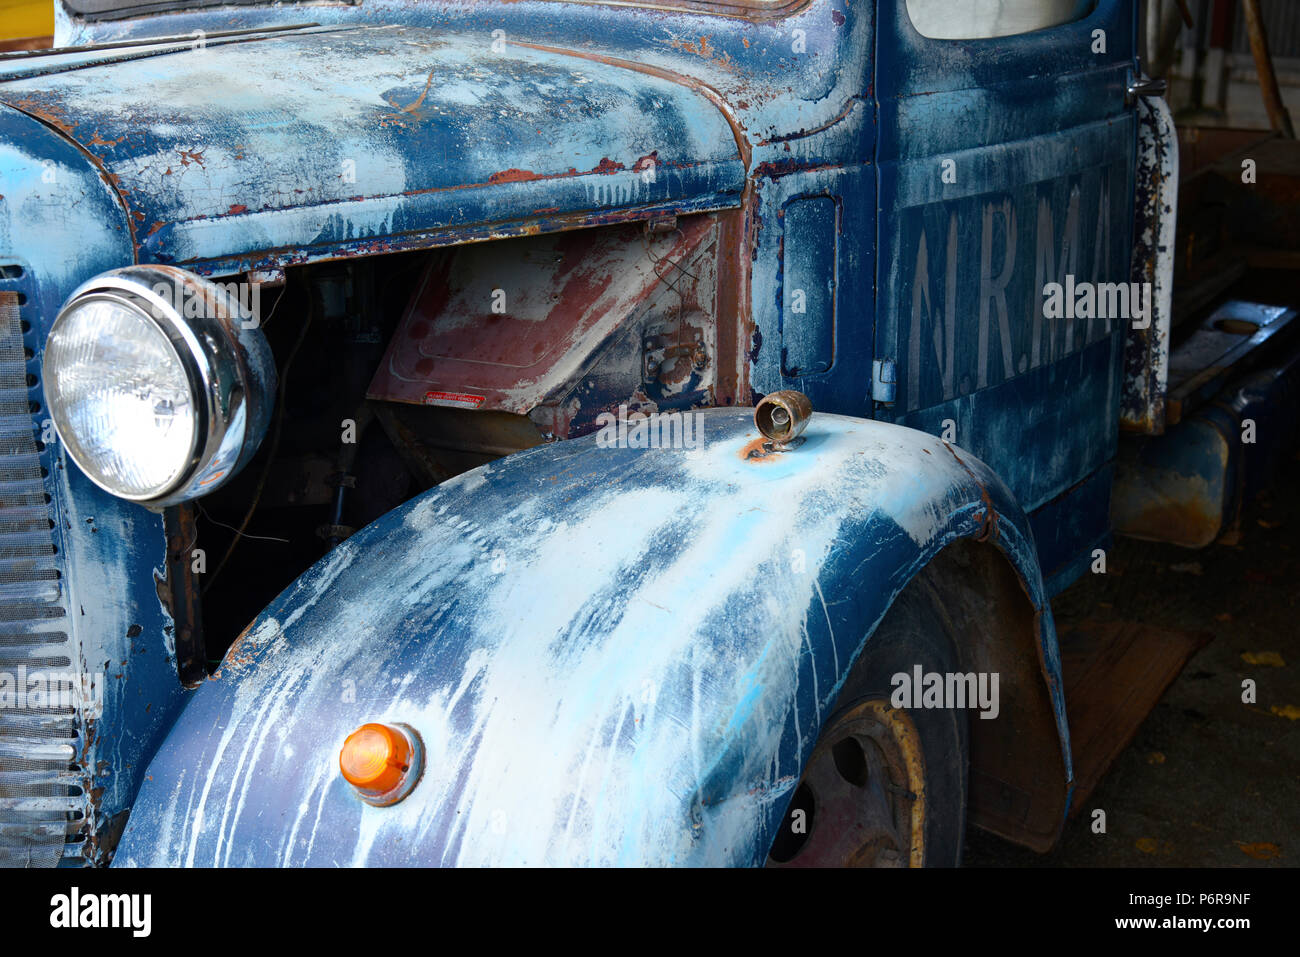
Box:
[767,576,968,867]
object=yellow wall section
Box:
[0,0,54,41]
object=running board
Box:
[1059,619,1211,816]
[1167,300,1298,426]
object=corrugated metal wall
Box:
[1160,0,1300,129]
[1231,0,1300,58]
[1167,0,1300,56]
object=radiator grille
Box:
[0,276,84,867]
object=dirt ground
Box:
[963,453,1300,867]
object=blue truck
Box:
[0,0,1293,867]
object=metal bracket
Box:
[872,357,897,405]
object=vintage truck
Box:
[0,0,1294,867]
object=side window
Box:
[906,0,1095,40]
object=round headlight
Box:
[45,294,197,499]
[43,266,276,507]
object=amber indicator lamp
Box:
[340,722,423,806]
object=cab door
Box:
[874,0,1139,588]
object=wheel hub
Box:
[768,699,927,867]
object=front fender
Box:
[115,407,1068,867]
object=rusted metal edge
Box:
[0,22,320,61]
[0,97,140,254]
[473,0,812,24]
[757,94,870,147]
[0,36,53,54]
[157,505,205,688]
[185,197,740,277]
[165,156,735,224]
[935,438,1080,845]
[0,24,361,81]
[938,440,999,544]
[1121,94,1177,435]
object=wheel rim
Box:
[768,699,927,867]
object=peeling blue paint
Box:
[0,107,190,862]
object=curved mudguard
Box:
[115,408,1069,867]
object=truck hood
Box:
[0,24,745,272]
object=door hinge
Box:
[872,358,897,405]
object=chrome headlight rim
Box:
[44,265,275,507]
[47,285,206,502]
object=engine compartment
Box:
[189,211,741,670]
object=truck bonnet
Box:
[0,23,746,271]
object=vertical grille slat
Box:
[0,282,82,869]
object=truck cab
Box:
[2,0,1286,867]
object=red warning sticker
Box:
[423,391,486,410]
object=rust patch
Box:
[157,506,205,687]
[740,436,780,462]
[488,168,541,184]
[4,95,74,134]
[1114,499,1222,550]
[87,129,126,147]
[377,70,440,126]
[942,442,999,542]
[218,617,281,677]
[227,203,249,215]
[666,33,735,69]
[754,158,844,181]
[400,70,436,114]
[715,209,750,406]
[592,157,625,175]
[399,69,437,114]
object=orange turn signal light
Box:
[340,722,422,806]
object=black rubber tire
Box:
[773,575,969,866]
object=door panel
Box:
[875,0,1136,518]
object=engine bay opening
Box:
[186,211,740,671]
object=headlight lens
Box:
[45,294,198,500]
[43,266,276,507]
